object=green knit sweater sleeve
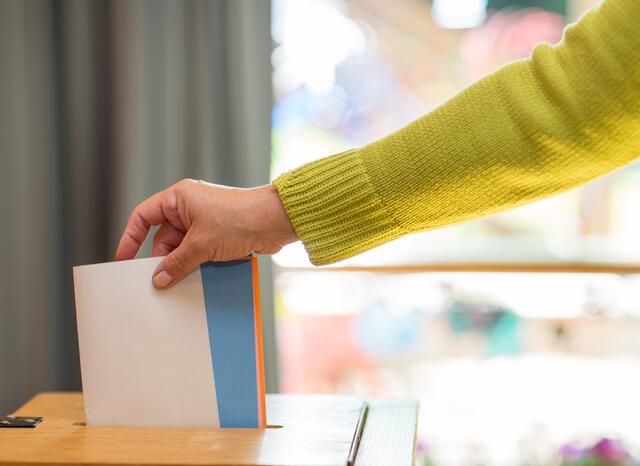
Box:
[273,0,640,265]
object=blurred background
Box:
[3,0,640,465]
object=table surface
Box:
[0,392,417,466]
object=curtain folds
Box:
[0,0,276,413]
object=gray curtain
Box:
[0,0,277,414]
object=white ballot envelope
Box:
[73,256,266,428]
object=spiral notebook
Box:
[73,256,266,428]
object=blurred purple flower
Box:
[559,442,586,463]
[415,438,429,456]
[590,438,629,463]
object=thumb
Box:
[152,235,204,289]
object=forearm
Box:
[274,0,640,265]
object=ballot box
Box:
[0,392,418,466]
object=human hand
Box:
[115,179,298,289]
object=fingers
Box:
[152,232,204,289]
[254,243,282,255]
[152,223,185,257]
[115,191,171,260]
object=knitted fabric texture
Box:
[273,0,640,265]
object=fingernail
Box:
[153,271,172,289]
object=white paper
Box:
[73,257,220,427]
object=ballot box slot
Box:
[73,421,284,429]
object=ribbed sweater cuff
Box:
[272,149,404,265]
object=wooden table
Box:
[0,392,418,466]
